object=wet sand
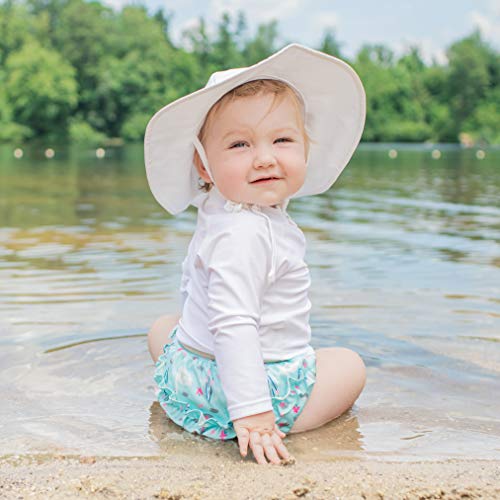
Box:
[1,453,498,499]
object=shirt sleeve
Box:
[179,256,189,309]
[197,216,273,421]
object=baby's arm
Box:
[199,217,289,464]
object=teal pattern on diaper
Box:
[153,327,316,440]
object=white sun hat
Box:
[144,43,366,215]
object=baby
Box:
[145,44,366,465]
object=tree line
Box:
[0,0,498,146]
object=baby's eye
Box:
[274,137,293,143]
[229,141,248,148]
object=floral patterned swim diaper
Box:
[153,326,316,441]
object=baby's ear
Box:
[193,150,211,183]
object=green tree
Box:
[354,44,432,142]
[318,28,344,59]
[421,63,453,141]
[4,39,78,140]
[462,85,500,145]
[243,20,279,64]
[160,47,205,99]
[446,30,492,140]
[50,0,114,131]
[0,0,33,65]
[211,12,244,69]
[90,6,201,141]
[182,17,213,76]
[0,68,32,142]
[354,44,397,141]
[393,46,433,141]
[234,11,248,50]
[153,7,174,47]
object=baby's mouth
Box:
[251,176,282,184]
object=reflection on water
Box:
[44,333,146,353]
[0,143,499,459]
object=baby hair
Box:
[196,79,312,192]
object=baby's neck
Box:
[210,186,288,212]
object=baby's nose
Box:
[253,145,277,169]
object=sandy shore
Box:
[0,453,498,499]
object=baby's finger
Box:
[249,431,267,465]
[261,433,281,465]
[274,425,287,438]
[236,427,250,457]
[271,432,291,460]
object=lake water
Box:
[0,143,499,460]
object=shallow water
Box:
[1,143,499,460]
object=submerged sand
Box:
[0,453,498,499]
[2,403,499,498]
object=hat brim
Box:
[144,43,366,214]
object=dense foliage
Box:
[0,0,498,145]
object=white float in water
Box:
[45,148,55,158]
[13,148,23,159]
[476,149,485,160]
[388,149,398,159]
[431,149,441,159]
[96,148,106,158]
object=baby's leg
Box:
[147,314,181,363]
[289,347,366,433]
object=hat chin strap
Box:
[193,137,216,185]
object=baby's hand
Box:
[233,410,291,465]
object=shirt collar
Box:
[205,186,290,214]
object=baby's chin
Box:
[229,193,287,207]
[216,182,299,207]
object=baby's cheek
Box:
[216,168,245,197]
[289,162,307,186]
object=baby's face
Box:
[197,93,307,207]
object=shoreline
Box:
[1,453,498,499]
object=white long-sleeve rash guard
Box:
[176,186,313,421]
